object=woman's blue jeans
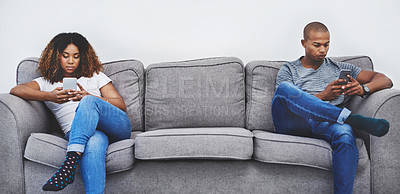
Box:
[272,82,358,194]
[65,95,131,194]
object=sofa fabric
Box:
[16,57,145,132]
[16,57,42,85]
[135,127,253,160]
[252,130,370,171]
[144,57,246,131]
[0,94,56,194]
[245,56,374,132]
[2,55,399,193]
[24,133,135,174]
[103,60,145,132]
[24,159,371,194]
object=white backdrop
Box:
[1,0,399,93]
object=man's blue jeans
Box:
[272,82,358,194]
[65,95,132,194]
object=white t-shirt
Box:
[34,72,112,134]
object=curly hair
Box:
[38,32,103,83]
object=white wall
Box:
[1,0,399,93]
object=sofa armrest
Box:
[347,88,400,193]
[0,93,57,193]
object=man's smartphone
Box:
[63,78,77,90]
[339,69,351,83]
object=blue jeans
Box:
[272,82,358,194]
[65,95,131,194]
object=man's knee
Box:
[275,81,304,99]
[332,124,357,146]
[276,82,294,92]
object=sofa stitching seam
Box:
[255,138,333,151]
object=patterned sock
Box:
[345,114,390,137]
[42,151,80,191]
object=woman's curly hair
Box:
[38,32,103,83]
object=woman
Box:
[10,32,132,193]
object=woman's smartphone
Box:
[63,78,77,90]
[339,69,351,83]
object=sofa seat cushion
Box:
[252,130,369,171]
[135,127,253,160]
[24,133,135,174]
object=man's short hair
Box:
[303,22,329,40]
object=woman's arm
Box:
[10,81,75,103]
[10,81,47,101]
[99,83,127,111]
[73,82,127,111]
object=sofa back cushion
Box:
[145,57,246,131]
[245,56,373,132]
[103,60,145,132]
[16,57,145,132]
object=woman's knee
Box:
[79,95,98,106]
[76,95,100,112]
[85,131,109,153]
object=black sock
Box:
[345,114,389,137]
[42,151,80,191]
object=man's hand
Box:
[314,79,347,101]
[342,75,364,96]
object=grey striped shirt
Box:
[276,57,362,105]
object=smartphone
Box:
[339,69,351,83]
[63,78,77,90]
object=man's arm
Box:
[343,70,393,96]
[275,64,294,89]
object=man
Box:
[272,22,393,194]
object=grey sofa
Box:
[0,56,399,194]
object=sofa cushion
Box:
[144,57,245,131]
[245,56,374,132]
[330,56,373,71]
[16,58,145,132]
[103,60,145,132]
[252,130,370,171]
[245,60,282,132]
[24,133,135,174]
[135,127,253,160]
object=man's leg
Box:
[273,82,350,124]
[272,82,317,136]
[311,121,358,194]
[273,82,389,136]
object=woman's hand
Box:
[47,87,77,104]
[70,83,90,101]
